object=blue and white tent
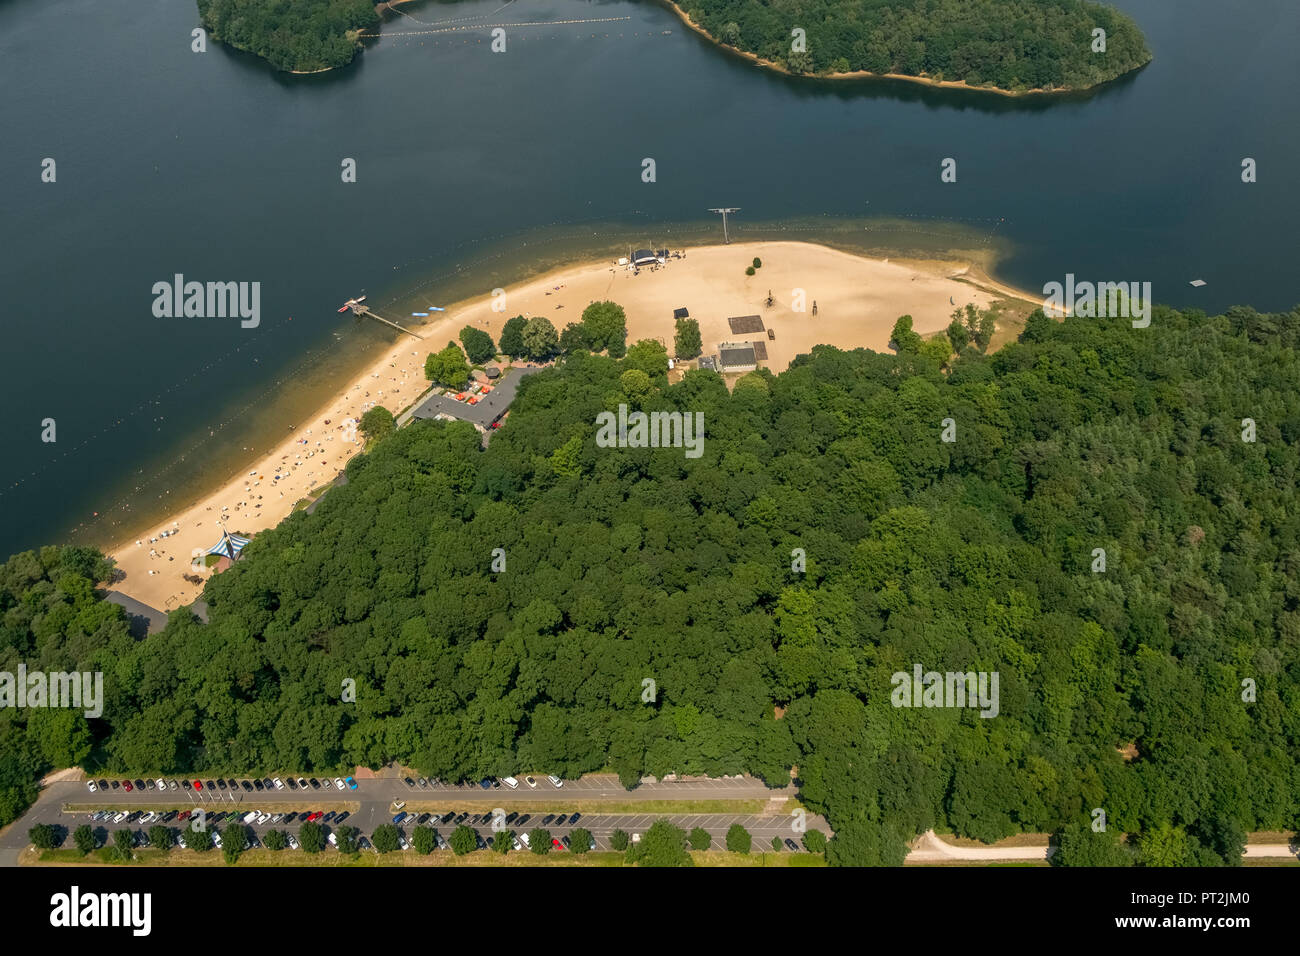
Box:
[206,532,251,561]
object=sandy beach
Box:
[107,240,1033,612]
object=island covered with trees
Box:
[3,301,1297,866]
[195,0,380,73]
[672,0,1152,92]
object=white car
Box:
[502,776,519,790]
[297,777,308,790]
[86,780,97,792]
[113,811,128,823]
[256,812,271,825]
[511,835,522,851]
[333,778,346,791]
[168,780,178,791]
[139,812,157,824]
[398,835,410,851]
[212,831,223,848]
[270,813,284,824]
[520,832,531,848]
[156,778,167,790]
[273,777,285,790]
[524,776,538,789]
[328,832,338,847]
[177,834,187,849]
[287,834,299,850]
[547,775,563,788]
[243,811,259,825]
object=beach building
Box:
[632,249,660,267]
[410,365,543,429]
[718,342,758,372]
[673,307,690,320]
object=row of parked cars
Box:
[88,808,352,828]
[404,774,564,790]
[87,775,357,794]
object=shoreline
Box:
[105,240,1041,611]
[656,0,1149,97]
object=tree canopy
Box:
[677,0,1151,91]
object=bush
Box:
[689,827,712,851]
[264,829,287,851]
[412,825,435,854]
[450,825,478,855]
[298,821,325,853]
[529,828,551,854]
[371,824,399,854]
[610,829,629,851]
[745,266,756,276]
[726,824,751,854]
[802,829,827,854]
[570,827,593,854]
[28,823,57,849]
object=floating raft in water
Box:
[411,312,429,317]
[1189,279,1207,287]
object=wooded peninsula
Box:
[4,301,1296,866]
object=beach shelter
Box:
[206,531,251,562]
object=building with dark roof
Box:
[410,366,543,428]
[673,307,690,320]
[632,249,659,266]
[718,342,758,372]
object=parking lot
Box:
[4,772,828,861]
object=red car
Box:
[552,838,564,850]
[308,811,322,822]
[193,780,203,790]
[123,780,133,792]
[178,811,190,821]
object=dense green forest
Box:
[196,0,379,72]
[3,302,1298,866]
[676,0,1152,90]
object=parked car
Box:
[86,780,97,792]
[547,775,564,788]
[435,834,448,851]
[241,780,253,792]
[345,776,357,790]
[504,812,518,825]
[561,835,571,849]
[524,776,538,789]
[286,777,297,789]
[253,779,264,791]
[403,777,415,788]
[441,811,455,824]
[204,780,215,790]
[552,838,564,850]
[192,780,202,790]
[256,812,271,825]
[501,776,519,789]
[123,781,133,792]
[479,778,493,790]
[215,778,227,790]
[520,832,531,848]
[568,812,581,825]
[511,835,522,851]
[417,777,428,789]
[327,831,338,847]
[297,777,308,790]
[146,779,156,790]
[588,833,597,851]
[542,815,555,826]
[357,837,373,852]
[785,838,800,851]
[309,778,321,790]
[393,812,408,825]
[168,779,179,791]
[323,811,336,823]
[212,831,223,848]
[113,811,128,823]
[335,811,350,824]
[333,778,346,791]
[98,779,109,790]
[287,834,299,850]
[272,778,285,790]
[398,835,410,851]
[243,811,259,825]
[270,814,284,824]
[415,813,430,825]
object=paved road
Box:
[906,830,1300,863]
